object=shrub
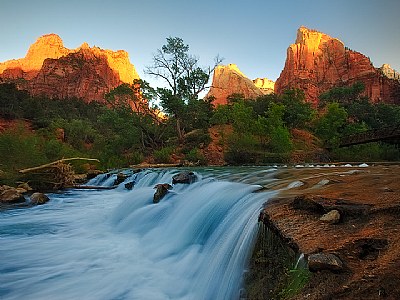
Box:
[154,147,174,164]
[184,148,206,165]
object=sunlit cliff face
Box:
[207,64,274,106]
[0,34,140,102]
[275,26,400,105]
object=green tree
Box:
[319,82,366,108]
[315,102,348,148]
[145,36,222,142]
[280,89,315,128]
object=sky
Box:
[0,0,399,89]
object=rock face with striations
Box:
[207,64,273,106]
[275,27,400,105]
[0,34,139,102]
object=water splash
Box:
[0,168,277,299]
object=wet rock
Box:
[320,209,341,224]
[313,179,330,188]
[153,184,172,203]
[29,192,50,205]
[291,195,325,213]
[124,181,135,190]
[86,169,104,180]
[172,171,197,184]
[308,253,343,272]
[16,187,28,194]
[114,172,127,185]
[18,182,33,192]
[380,187,394,193]
[0,188,26,203]
[73,174,87,184]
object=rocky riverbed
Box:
[259,164,400,299]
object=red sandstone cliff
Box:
[0,34,139,102]
[275,27,400,105]
[207,64,274,105]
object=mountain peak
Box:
[207,64,272,105]
[276,27,399,105]
[0,33,139,102]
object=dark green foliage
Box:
[315,102,348,148]
[319,81,366,107]
[0,83,165,171]
[0,125,47,172]
[332,143,400,162]
[184,148,206,165]
[225,133,259,165]
[280,89,314,129]
[183,129,211,152]
[314,83,400,160]
[216,98,294,164]
[154,147,174,164]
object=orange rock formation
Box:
[0,34,139,102]
[207,64,274,105]
[275,27,400,105]
[253,78,275,95]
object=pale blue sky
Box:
[1,0,399,88]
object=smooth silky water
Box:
[0,167,279,300]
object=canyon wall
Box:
[275,27,400,105]
[0,34,139,102]
[207,64,274,105]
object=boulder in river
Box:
[125,181,135,190]
[29,192,50,205]
[308,253,343,272]
[172,171,197,184]
[0,187,26,203]
[114,172,127,185]
[153,183,172,203]
[86,169,104,180]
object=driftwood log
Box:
[18,158,100,190]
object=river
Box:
[1,167,282,300]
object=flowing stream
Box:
[0,167,278,300]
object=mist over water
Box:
[0,168,277,300]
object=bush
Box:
[0,125,47,172]
[332,143,400,162]
[183,129,211,151]
[184,148,206,165]
[154,147,174,164]
[225,133,259,165]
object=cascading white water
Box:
[0,168,277,300]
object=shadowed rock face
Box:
[275,27,400,105]
[0,34,139,102]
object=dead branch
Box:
[19,158,100,174]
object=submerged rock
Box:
[125,181,135,190]
[320,209,341,224]
[153,184,172,203]
[114,172,127,185]
[29,192,50,205]
[86,169,104,180]
[308,253,343,272]
[172,171,197,184]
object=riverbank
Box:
[259,164,400,299]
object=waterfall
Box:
[0,168,277,300]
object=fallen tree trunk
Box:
[130,163,183,168]
[19,158,100,174]
[73,185,117,190]
[18,158,100,191]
